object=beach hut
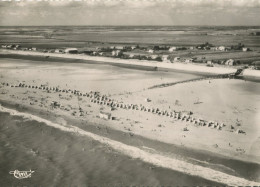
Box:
[145,98,151,102]
[111,116,116,120]
[99,112,111,120]
[51,101,60,108]
[236,129,246,134]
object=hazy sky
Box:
[0,0,260,26]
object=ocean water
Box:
[0,111,223,186]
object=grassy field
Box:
[1,26,260,64]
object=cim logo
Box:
[9,169,35,179]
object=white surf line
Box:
[0,105,259,186]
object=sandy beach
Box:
[1,1,260,186]
[0,55,260,185]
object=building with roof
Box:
[65,48,78,54]
[225,59,235,66]
[169,47,177,52]
[112,50,122,56]
[99,112,111,120]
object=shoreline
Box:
[0,102,259,186]
[0,109,224,186]
[0,49,240,75]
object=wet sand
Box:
[1,100,260,184]
[1,112,224,186]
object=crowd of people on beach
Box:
[0,81,247,134]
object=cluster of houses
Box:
[206,59,236,66]
[1,44,36,51]
[0,42,252,66]
[3,81,247,134]
[250,61,260,70]
[195,42,249,52]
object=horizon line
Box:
[1,25,260,27]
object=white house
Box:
[151,55,158,59]
[115,46,124,50]
[218,46,226,51]
[162,55,169,62]
[112,50,122,56]
[210,47,218,51]
[185,58,193,63]
[225,59,235,66]
[174,57,181,62]
[55,49,63,53]
[148,49,154,53]
[65,48,78,54]
[7,45,14,49]
[169,47,177,52]
[207,60,213,65]
[13,45,21,50]
[129,54,135,58]
[242,47,249,52]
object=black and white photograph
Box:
[0,0,260,186]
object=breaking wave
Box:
[0,105,259,186]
